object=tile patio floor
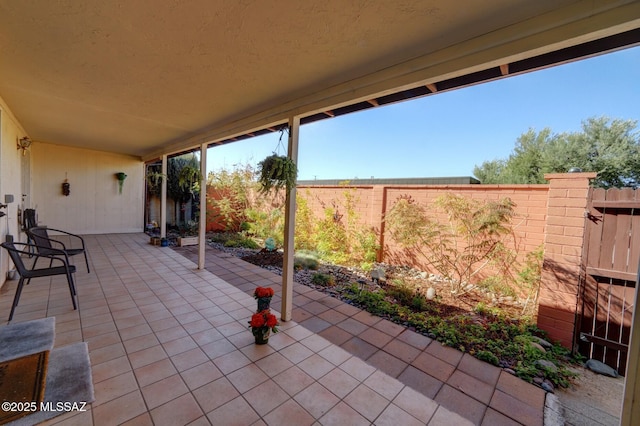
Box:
[0,234,546,425]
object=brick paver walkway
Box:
[174,245,547,425]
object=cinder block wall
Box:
[537,173,596,348]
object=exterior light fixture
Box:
[17,137,32,155]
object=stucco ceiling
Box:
[0,1,639,159]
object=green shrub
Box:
[311,273,335,287]
[294,250,320,270]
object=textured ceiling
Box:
[0,0,639,159]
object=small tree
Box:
[385,193,517,295]
[207,163,257,231]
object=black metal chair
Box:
[1,242,77,321]
[27,226,90,273]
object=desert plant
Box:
[385,193,518,296]
[294,250,320,270]
[207,163,257,231]
[311,272,336,287]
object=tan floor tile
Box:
[435,384,487,425]
[262,399,315,426]
[272,365,316,397]
[428,405,475,426]
[367,350,408,378]
[481,408,523,426]
[180,361,223,390]
[123,333,160,354]
[92,355,132,383]
[120,412,154,426]
[392,386,439,421]
[93,371,139,406]
[155,325,189,343]
[91,390,147,425]
[336,317,368,335]
[425,342,464,366]
[375,403,426,426]
[128,345,168,369]
[413,351,456,382]
[226,363,270,393]
[119,323,153,341]
[243,379,290,416]
[363,370,404,401]
[300,333,332,353]
[447,370,494,404]
[90,342,127,366]
[496,371,546,409]
[398,366,443,399]
[149,393,203,426]
[213,349,252,374]
[206,396,260,425]
[382,338,422,363]
[85,331,121,350]
[142,373,189,409]
[162,335,199,356]
[298,354,335,379]
[489,390,543,426]
[318,368,360,399]
[279,342,314,364]
[134,358,178,387]
[338,356,376,381]
[201,338,237,359]
[458,353,501,386]
[294,382,340,418]
[254,351,294,377]
[344,383,391,421]
[319,401,370,426]
[192,377,240,413]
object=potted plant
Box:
[253,286,275,312]
[248,310,279,344]
[115,172,127,194]
[256,154,297,194]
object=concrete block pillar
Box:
[537,172,596,348]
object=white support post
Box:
[621,258,640,425]
[161,154,168,239]
[198,143,208,270]
[281,116,299,322]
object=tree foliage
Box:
[473,117,640,188]
[385,193,517,296]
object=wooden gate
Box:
[577,188,640,376]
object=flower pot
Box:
[253,328,271,345]
[257,297,271,312]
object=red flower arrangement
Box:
[248,310,279,334]
[253,286,275,299]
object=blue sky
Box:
[207,45,640,181]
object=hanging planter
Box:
[115,172,127,194]
[257,154,297,194]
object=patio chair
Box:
[27,226,90,273]
[1,242,77,321]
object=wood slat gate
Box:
[577,187,640,376]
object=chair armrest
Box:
[10,243,72,268]
[46,228,86,249]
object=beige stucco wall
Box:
[0,97,30,287]
[31,142,144,235]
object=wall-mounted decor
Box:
[16,137,32,156]
[62,179,70,196]
[115,172,127,194]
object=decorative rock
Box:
[426,287,436,300]
[530,342,546,353]
[533,377,544,385]
[371,268,386,282]
[585,359,619,378]
[541,380,555,393]
[504,368,516,375]
[535,359,558,374]
[531,336,553,348]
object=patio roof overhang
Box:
[1,0,639,161]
